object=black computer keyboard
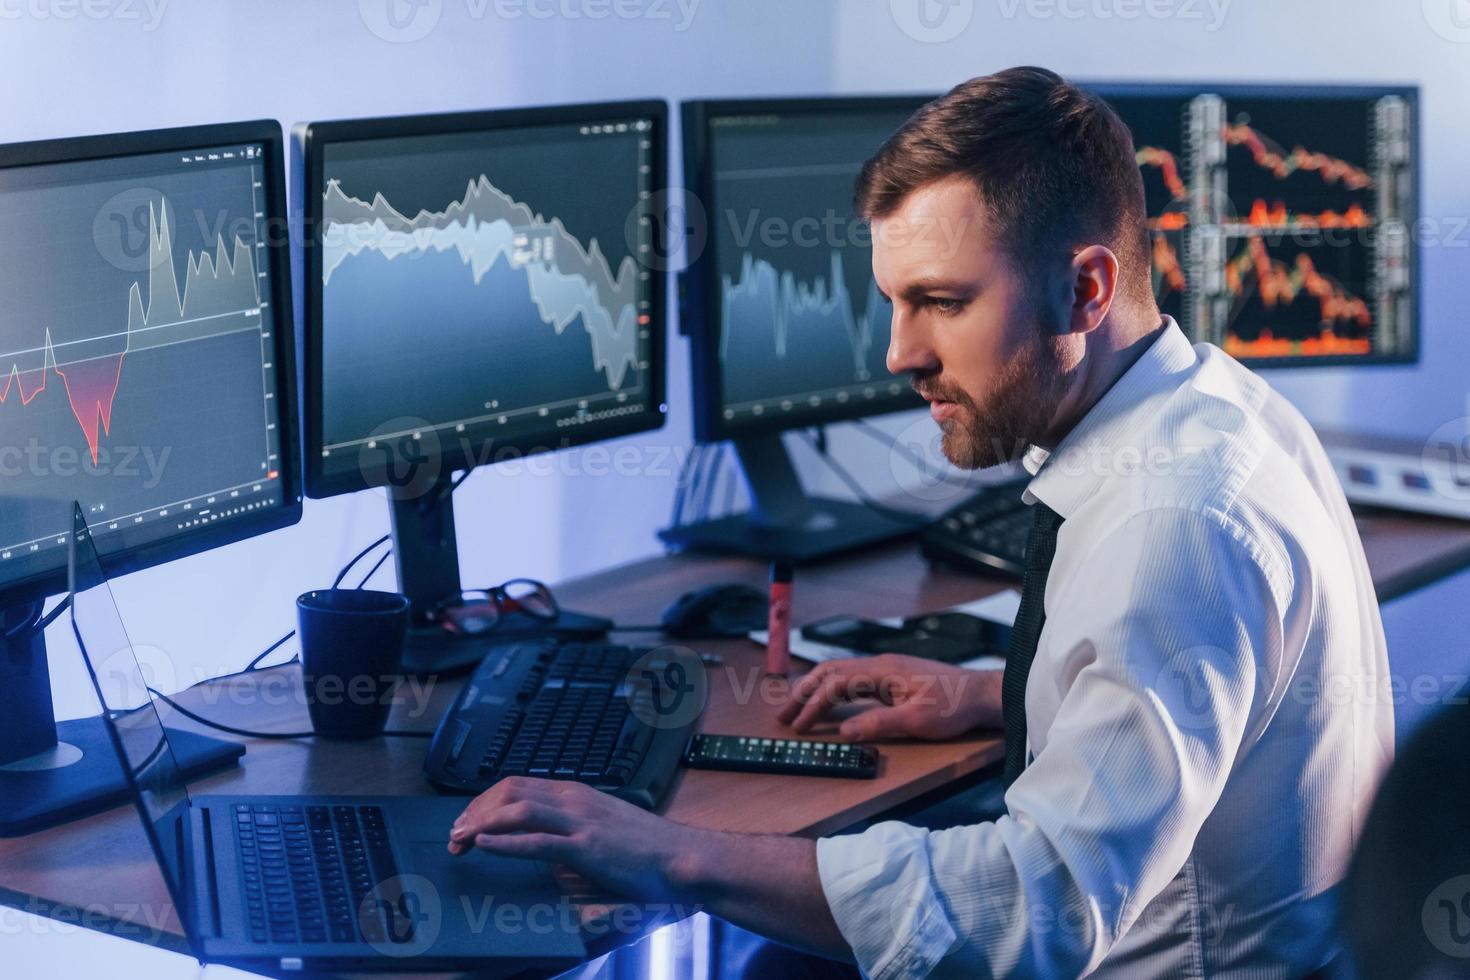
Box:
[423,640,702,810]
[919,477,1034,579]
[234,803,408,946]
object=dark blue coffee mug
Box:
[296,589,411,738]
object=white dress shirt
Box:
[816,318,1394,979]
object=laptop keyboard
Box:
[234,803,408,946]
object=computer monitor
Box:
[667,96,932,563]
[294,101,667,671]
[669,85,1418,562]
[0,120,301,834]
[1092,82,1418,367]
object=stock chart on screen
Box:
[1103,86,1415,365]
[313,117,657,479]
[0,142,288,570]
[701,105,921,429]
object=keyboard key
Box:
[236,803,407,947]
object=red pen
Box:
[766,562,794,676]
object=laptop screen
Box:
[67,501,199,952]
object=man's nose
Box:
[887,309,939,377]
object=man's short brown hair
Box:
[856,66,1154,311]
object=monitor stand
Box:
[658,434,921,564]
[0,604,243,837]
[390,476,613,676]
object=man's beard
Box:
[915,328,1073,470]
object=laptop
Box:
[66,503,587,973]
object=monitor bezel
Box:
[0,120,304,608]
[1085,79,1420,370]
[680,95,933,445]
[295,99,670,500]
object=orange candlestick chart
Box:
[1221,236,1373,359]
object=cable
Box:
[355,549,393,590]
[797,431,931,530]
[219,535,394,696]
[35,597,71,632]
[331,533,391,589]
[245,630,296,672]
[4,596,72,645]
[320,464,472,592]
[2,600,44,641]
[220,527,393,681]
[148,686,432,742]
[240,465,475,673]
[150,687,313,739]
[168,465,485,733]
[440,464,478,502]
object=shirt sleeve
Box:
[816,506,1284,979]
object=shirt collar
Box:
[1021,316,1199,517]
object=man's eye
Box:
[932,297,963,316]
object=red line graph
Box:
[1224,330,1371,359]
[1225,236,1371,326]
[1137,146,1187,201]
[0,361,44,406]
[1222,236,1372,358]
[55,352,127,465]
[0,199,259,465]
[1222,123,1373,190]
[1151,233,1186,301]
[1150,212,1189,232]
[1244,199,1372,229]
[0,341,125,465]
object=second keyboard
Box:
[423,640,702,810]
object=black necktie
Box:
[1002,502,1064,784]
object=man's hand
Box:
[448,776,700,903]
[778,654,1003,741]
[449,776,852,962]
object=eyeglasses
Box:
[429,579,559,637]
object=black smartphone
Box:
[800,614,1002,665]
[900,612,1013,651]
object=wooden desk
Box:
[2,510,1467,974]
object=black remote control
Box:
[682,734,879,779]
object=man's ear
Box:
[1066,245,1118,336]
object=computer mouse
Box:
[661,583,768,639]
